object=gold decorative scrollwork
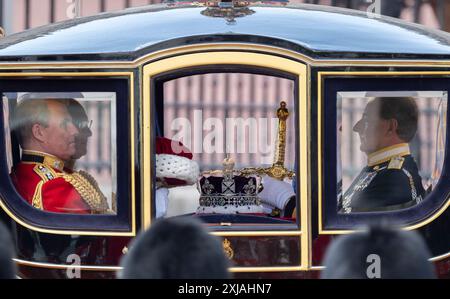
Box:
[63,170,109,213]
[222,238,234,260]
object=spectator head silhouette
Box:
[0,221,17,279]
[119,216,231,279]
[321,225,436,279]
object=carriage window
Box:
[337,91,447,213]
[156,72,298,224]
[3,92,117,215]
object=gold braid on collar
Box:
[62,170,109,214]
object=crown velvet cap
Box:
[155,137,199,186]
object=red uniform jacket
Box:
[11,162,92,214]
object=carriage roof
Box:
[0,3,450,62]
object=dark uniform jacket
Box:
[340,144,426,213]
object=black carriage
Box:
[0,1,448,278]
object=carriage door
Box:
[142,50,313,275]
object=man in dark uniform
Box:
[339,97,426,213]
[10,98,109,214]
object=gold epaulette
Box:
[388,156,405,170]
[62,170,109,214]
[32,164,58,210]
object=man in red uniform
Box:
[10,98,108,214]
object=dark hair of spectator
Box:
[0,221,17,279]
[321,225,436,279]
[119,217,231,279]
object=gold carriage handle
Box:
[239,101,295,181]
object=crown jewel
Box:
[197,154,264,214]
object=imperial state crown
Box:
[197,155,264,214]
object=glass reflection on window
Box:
[337,92,447,213]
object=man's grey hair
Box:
[12,98,71,148]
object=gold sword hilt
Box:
[274,101,289,167]
[240,101,294,181]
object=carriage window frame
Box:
[320,74,450,231]
[151,65,301,230]
[0,76,135,235]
